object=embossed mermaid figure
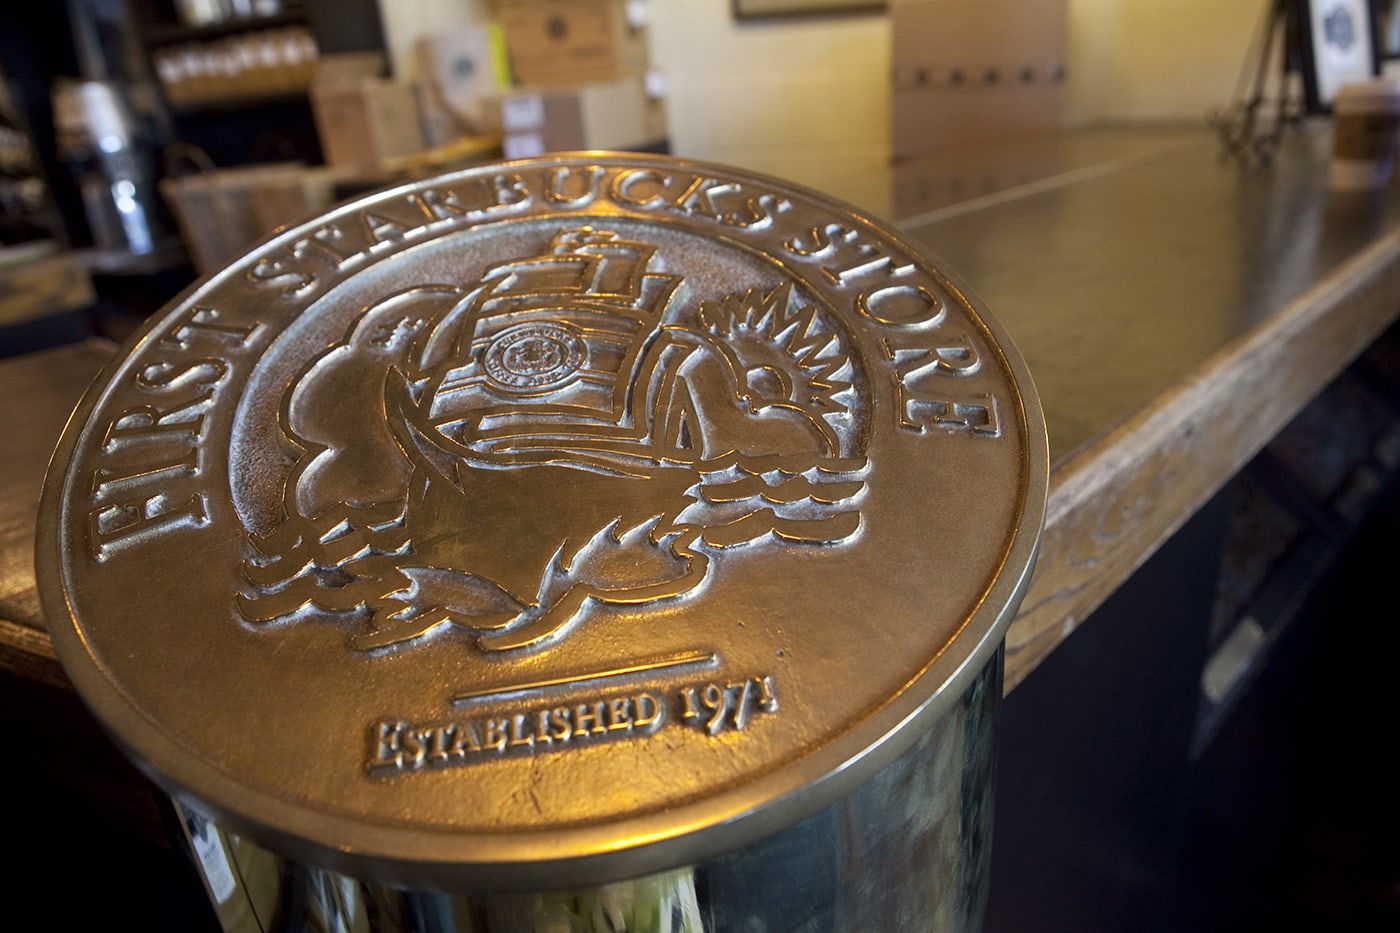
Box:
[241,227,868,654]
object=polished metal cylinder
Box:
[38,153,1045,933]
[177,652,1002,933]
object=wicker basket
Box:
[160,148,334,275]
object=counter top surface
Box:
[4,124,1399,694]
[902,125,1400,688]
[899,126,1399,464]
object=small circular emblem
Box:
[483,322,586,391]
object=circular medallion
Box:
[483,322,587,392]
[37,152,1047,891]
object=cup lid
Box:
[1334,77,1400,107]
[38,152,1047,891]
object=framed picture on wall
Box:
[1297,0,1381,111]
[1380,0,1400,65]
[733,0,884,18]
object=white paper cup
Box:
[1329,78,1400,191]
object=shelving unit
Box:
[142,8,309,46]
[144,11,316,108]
[124,0,317,166]
[1193,321,1400,757]
[123,0,386,168]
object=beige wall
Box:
[1064,0,1264,125]
[650,0,1264,169]
[377,0,1263,170]
[648,2,891,179]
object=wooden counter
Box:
[3,125,1398,701]
[892,125,1400,690]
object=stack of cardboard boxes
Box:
[183,6,662,269]
[309,52,428,171]
[302,2,665,173]
[490,0,665,159]
[414,23,514,149]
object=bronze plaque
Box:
[37,153,1046,890]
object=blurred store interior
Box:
[4,2,1400,931]
[0,0,1325,351]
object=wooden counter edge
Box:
[5,233,1399,700]
[0,250,96,328]
[1003,226,1400,693]
[0,616,69,689]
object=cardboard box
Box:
[498,77,659,159]
[495,0,649,87]
[890,0,1067,158]
[313,51,386,85]
[311,79,426,168]
[415,24,510,145]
